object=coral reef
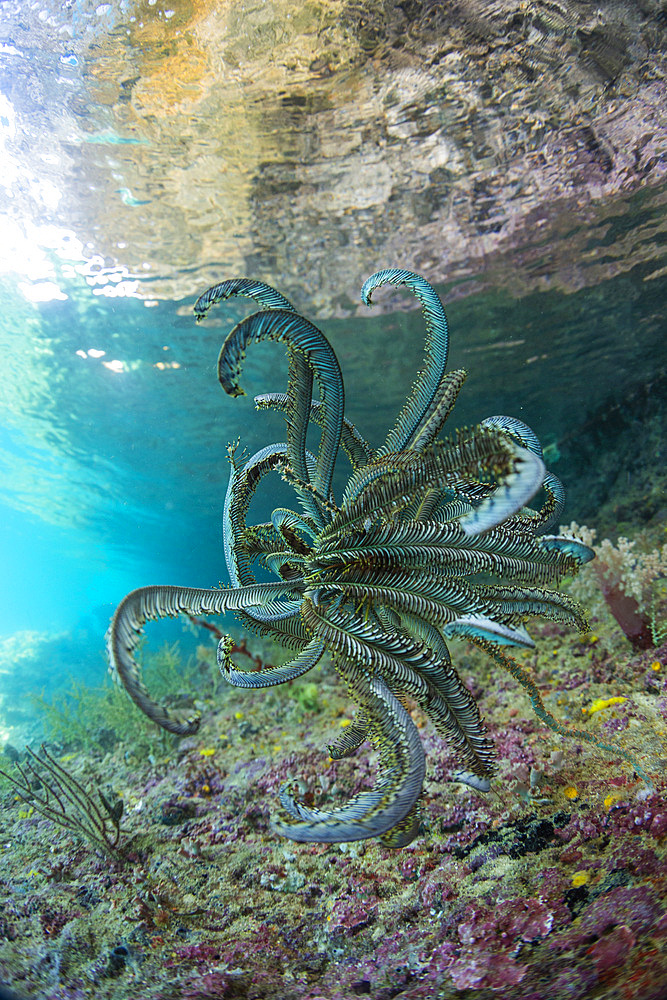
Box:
[1,622,665,999]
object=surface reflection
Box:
[0,0,664,309]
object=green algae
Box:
[25,642,213,754]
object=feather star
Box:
[107,269,648,847]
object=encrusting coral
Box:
[107,270,651,847]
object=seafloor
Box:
[1,561,666,999]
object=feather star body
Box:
[107,269,618,847]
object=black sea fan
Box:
[107,269,605,846]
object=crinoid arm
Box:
[223,442,311,618]
[107,267,620,846]
[107,581,303,735]
[273,672,425,845]
[361,268,449,455]
[217,308,344,499]
[217,634,325,689]
[194,276,296,322]
[255,392,375,471]
[474,638,653,788]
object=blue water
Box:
[1,240,664,654]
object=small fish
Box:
[116,187,150,206]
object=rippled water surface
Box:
[0,0,665,717]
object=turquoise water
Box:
[2,228,665,643]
